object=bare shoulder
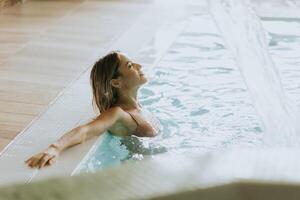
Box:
[98,106,127,122]
[105,106,136,136]
[81,106,127,137]
[104,106,123,115]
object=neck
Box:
[116,87,141,110]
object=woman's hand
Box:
[25,145,60,169]
[24,107,122,169]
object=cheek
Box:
[127,71,140,81]
[126,73,138,82]
[121,73,139,87]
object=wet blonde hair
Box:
[90,51,121,113]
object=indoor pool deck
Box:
[0,0,189,185]
[1,0,300,199]
[0,0,154,153]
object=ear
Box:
[110,78,121,89]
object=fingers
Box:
[25,153,56,169]
[25,157,32,164]
[45,156,56,167]
[39,154,56,169]
[25,155,38,165]
[38,154,49,169]
[26,154,43,168]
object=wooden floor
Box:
[0,0,150,151]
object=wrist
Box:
[49,143,61,152]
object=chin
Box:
[141,77,148,84]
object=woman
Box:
[25,51,161,169]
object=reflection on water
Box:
[76,134,168,173]
[76,0,300,173]
[209,0,300,146]
[120,136,168,157]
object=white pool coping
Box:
[2,147,300,200]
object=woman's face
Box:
[116,53,147,89]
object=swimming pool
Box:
[74,1,300,174]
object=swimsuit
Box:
[125,109,161,137]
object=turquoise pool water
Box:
[75,6,300,173]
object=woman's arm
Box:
[25,107,123,169]
[51,106,123,152]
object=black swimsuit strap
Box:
[125,111,140,127]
